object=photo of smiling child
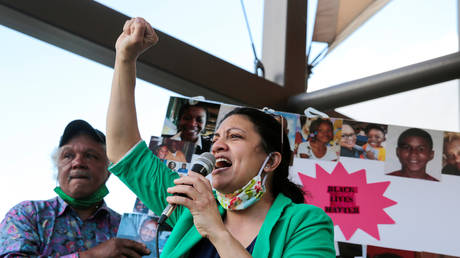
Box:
[295,117,340,161]
[384,126,443,181]
[442,132,460,176]
[360,124,388,161]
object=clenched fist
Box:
[115,17,159,62]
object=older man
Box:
[0,120,149,257]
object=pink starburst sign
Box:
[298,162,397,240]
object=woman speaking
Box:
[106,17,335,257]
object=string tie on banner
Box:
[304,107,329,119]
[262,107,275,114]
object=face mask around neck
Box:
[54,184,109,209]
[216,153,273,211]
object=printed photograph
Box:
[354,123,388,162]
[416,251,460,258]
[133,198,149,214]
[335,241,363,258]
[117,213,171,257]
[176,162,189,175]
[149,136,195,163]
[294,117,341,161]
[367,245,416,258]
[166,160,178,172]
[161,97,221,154]
[132,198,158,217]
[384,126,443,181]
[339,120,369,159]
[274,111,299,152]
[442,132,460,176]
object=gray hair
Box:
[51,143,109,180]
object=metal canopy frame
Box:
[0,0,306,110]
[1,0,459,117]
[289,52,460,113]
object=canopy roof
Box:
[313,0,390,54]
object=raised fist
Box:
[115,17,159,62]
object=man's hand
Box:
[79,238,151,258]
[115,17,159,62]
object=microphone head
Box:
[192,152,216,176]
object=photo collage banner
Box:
[122,96,460,257]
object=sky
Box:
[0,0,458,218]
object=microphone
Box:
[158,152,216,224]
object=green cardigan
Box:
[110,141,335,257]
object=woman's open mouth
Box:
[215,157,232,169]
[213,157,232,174]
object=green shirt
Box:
[110,141,335,257]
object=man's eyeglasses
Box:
[342,133,356,139]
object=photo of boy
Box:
[177,163,189,174]
[360,124,387,161]
[385,127,443,181]
[442,132,460,176]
